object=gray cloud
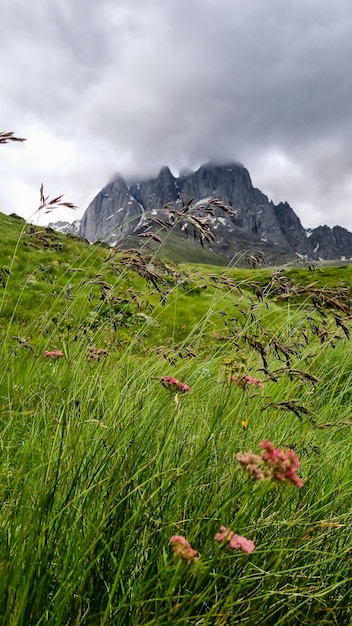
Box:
[1,0,352,229]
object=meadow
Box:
[0,191,352,624]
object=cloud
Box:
[1,0,352,229]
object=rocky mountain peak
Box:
[181,161,254,206]
[157,165,175,179]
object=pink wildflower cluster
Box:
[236,450,264,480]
[237,440,303,488]
[44,350,64,358]
[161,376,191,393]
[260,440,304,487]
[230,375,264,388]
[169,535,199,563]
[214,526,255,553]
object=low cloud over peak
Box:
[1,0,352,229]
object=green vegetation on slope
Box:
[0,211,352,625]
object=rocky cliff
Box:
[72,162,352,264]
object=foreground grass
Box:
[1,213,352,625]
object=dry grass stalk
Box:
[262,399,313,421]
[0,131,26,144]
[141,197,237,247]
[37,183,77,215]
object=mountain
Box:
[58,162,352,265]
[47,219,81,235]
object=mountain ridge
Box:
[50,162,352,265]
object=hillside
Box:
[3,210,352,337]
[1,210,352,624]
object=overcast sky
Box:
[1,0,352,229]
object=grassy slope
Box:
[1,212,352,625]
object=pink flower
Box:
[169,535,199,563]
[161,376,191,393]
[215,525,235,543]
[236,440,303,488]
[44,350,64,358]
[259,440,304,488]
[230,375,264,388]
[228,534,255,553]
[215,526,255,553]
[236,451,264,481]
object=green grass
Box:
[1,212,352,625]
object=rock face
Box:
[75,162,352,263]
[79,175,143,244]
[273,203,308,255]
[307,225,352,260]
